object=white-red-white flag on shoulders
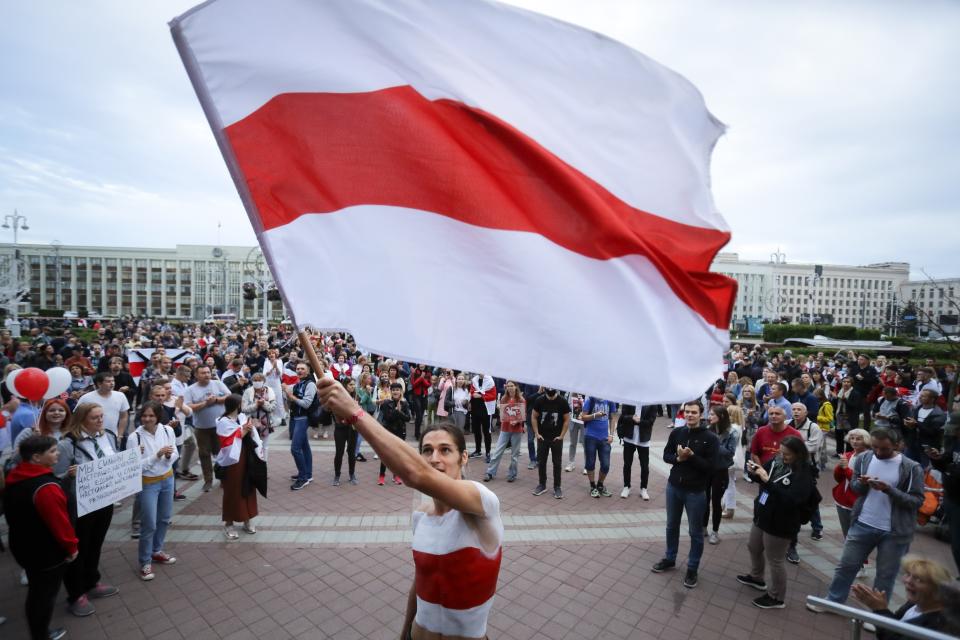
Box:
[171,0,737,404]
[127,348,190,385]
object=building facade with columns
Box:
[711,253,911,330]
[0,243,281,321]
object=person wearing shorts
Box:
[582,396,615,498]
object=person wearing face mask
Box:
[531,387,570,499]
[241,372,278,458]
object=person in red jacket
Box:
[410,364,432,440]
[4,435,78,640]
[832,428,872,537]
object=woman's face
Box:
[902,569,935,604]
[141,408,158,428]
[344,380,356,394]
[46,404,67,424]
[420,430,466,480]
[780,445,795,465]
[727,372,737,384]
[848,433,865,450]
[456,375,465,387]
[743,388,754,401]
[722,396,734,408]
[708,411,719,425]
[504,382,516,396]
[84,407,105,433]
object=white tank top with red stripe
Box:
[411,481,503,638]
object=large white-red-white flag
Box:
[170,0,737,403]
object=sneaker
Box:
[349,475,359,485]
[683,569,698,589]
[49,628,67,640]
[483,473,493,482]
[173,492,187,501]
[590,487,600,498]
[377,474,385,486]
[201,481,212,492]
[506,476,516,483]
[224,525,239,540]
[620,486,631,499]
[469,451,483,458]
[242,521,257,534]
[532,484,547,496]
[332,477,341,486]
[131,527,140,540]
[640,488,650,501]
[708,531,720,545]
[786,546,800,565]
[651,559,676,573]
[393,475,403,485]
[177,471,199,480]
[599,486,612,497]
[356,453,367,462]
[753,594,785,609]
[527,461,537,469]
[373,453,379,459]
[67,595,95,617]
[151,552,176,565]
[582,468,587,475]
[485,454,490,464]
[722,508,735,519]
[554,487,563,499]
[140,564,155,581]
[805,602,828,614]
[86,583,118,599]
[291,479,309,491]
[564,463,575,472]
[811,530,823,541]
[737,574,767,591]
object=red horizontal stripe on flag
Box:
[413,547,501,610]
[225,86,736,328]
[219,428,241,449]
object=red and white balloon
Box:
[6,367,72,403]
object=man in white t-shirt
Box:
[809,427,924,613]
[77,372,131,437]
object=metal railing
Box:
[806,596,957,640]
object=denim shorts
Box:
[583,435,611,473]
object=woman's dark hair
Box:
[224,393,243,416]
[19,434,58,462]
[711,405,731,434]
[779,435,809,467]
[419,421,467,456]
[138,400,165,423]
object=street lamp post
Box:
[243,247,275,332]
[2,210,29,325]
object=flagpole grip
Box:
[298,331,325,377]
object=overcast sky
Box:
[1,0,957,278]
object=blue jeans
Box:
[826,520,911,603]
[486,431,522,480]
[290,415,312,481]
[138,474,174,566]
[665,483,707,570]
[582,436,611,474]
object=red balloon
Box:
[14,367,50,402]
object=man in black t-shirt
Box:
[531,388,570,499]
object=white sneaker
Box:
[620,487,631,498]
[582,468,587,475]
[640,488,650,501]
[708,531,720,545]
[564,463,575,472]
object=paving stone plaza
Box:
[1,418,952,639]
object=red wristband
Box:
[343,408,365,426]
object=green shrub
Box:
[761,324,881,342]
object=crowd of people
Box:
[0,319,958,639]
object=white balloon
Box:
[5,368,22,397]
[44,367,73,400]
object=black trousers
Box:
[64,504,113,603]
[622,442,649,489]
[537,438,563,488]
[333,424,358,478]
[702,469,730,532]
[25,562,67,640]
[412,395,426,437]
[471,402,491,455]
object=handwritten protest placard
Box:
[75,448,142,517]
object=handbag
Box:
[213,463,226,480]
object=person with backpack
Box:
[737,435,818,609]
[284,362,317,491]
[4,434,77,640]
[53,404,121,618]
